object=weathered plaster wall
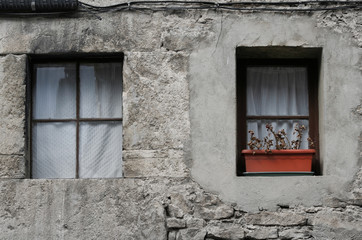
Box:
[189,12,362,210]
[0,0,361,239]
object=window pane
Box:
[33,64,76,119]
[247,67,309,116]
[80,63,122,118]
[32,122,76,178]
[79,122,122,178]
[247,119,310,149]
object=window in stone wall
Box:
[236,47,321,176]
[30,56,123,178]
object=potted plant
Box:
[242,124,315,173]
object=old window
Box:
[30,56,123,178]
[236,47,321,176]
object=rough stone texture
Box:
[245,211,307,226]
[309,206,362,231]
[206,222,245,240]
[123,150,188,177]
[0,1,361,239]
[176,228,207,240]
[0,55,26,156]
[166,218,186,229]
[123,51,190,151]
[0,179,167,240]
[0,155,25,179]
[245,227,278,239]
[279,227,312,240]
[193,193,234,220]
[186,217,206,228]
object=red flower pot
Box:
[242,149,315,172]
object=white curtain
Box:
[33,64,76,119]
[32,63,123,178]
[32,122,76,178]
[80,63,123,118]
[79,63,123,178]
[246,67,309,149]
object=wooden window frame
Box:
[28,54,124,179]
[236,58,320,176]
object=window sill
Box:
[243,171,314,177]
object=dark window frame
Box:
[28,53,124,179]
[236,57,320,176]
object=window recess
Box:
[30,56,123,179]
[236,47,321,176]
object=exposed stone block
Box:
[168,231,177,240]
[0,55,26,155]
[245,227,278,239]
[176,228,207,240]
[193,194,234,220]
[0,155,25,178]
[194,203,234,220]
[123,150,188,177]
[167,218,186,229]
[279,227,312,239]
[123,157,188,177]
[0,179,167,240]
[245,212,307,226]
[206,222,245,240]
[186,217,206,228]
[123,52,190,150]
[168,204,185,218]
[309,206,362,231]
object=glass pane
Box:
[79,122,122,178]
[80,63,122,118]
[33,64,76,119]
[247,119,310,149]
[32,122,76,178]
[247,67,309,116]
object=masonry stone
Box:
[176,228,207,240]
[0,155,25,179]
[279,227,313,240]
[206,222,245,240]
[245,227,278,239]
[245,212,307,226]
[0,55,26,156]
[166,218,187,229]
[0,1,361,239]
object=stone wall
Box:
[0,0,361,239]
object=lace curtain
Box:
[246,67,310,149]
[32,63,122,178]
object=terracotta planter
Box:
[242,149,315,172]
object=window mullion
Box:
[76,62,80,179]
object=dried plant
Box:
[247,130,263,150]
[248,123,314,151]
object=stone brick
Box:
[168,231,177,240]
[123,157,188,178]
[167,218,186,229]
[194,194,234,220]
[0,179,167,240]
[206,222,245,240]
[123,52,190,150]
[168,204,185,218]
[0,55,26,155]
[279,227,312,239]
[309,206,362,231]
[245,212,307,226]
[0,155,25,178]
[177,228,207,240]
[245,227,278,239]
[186,217,206,228]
